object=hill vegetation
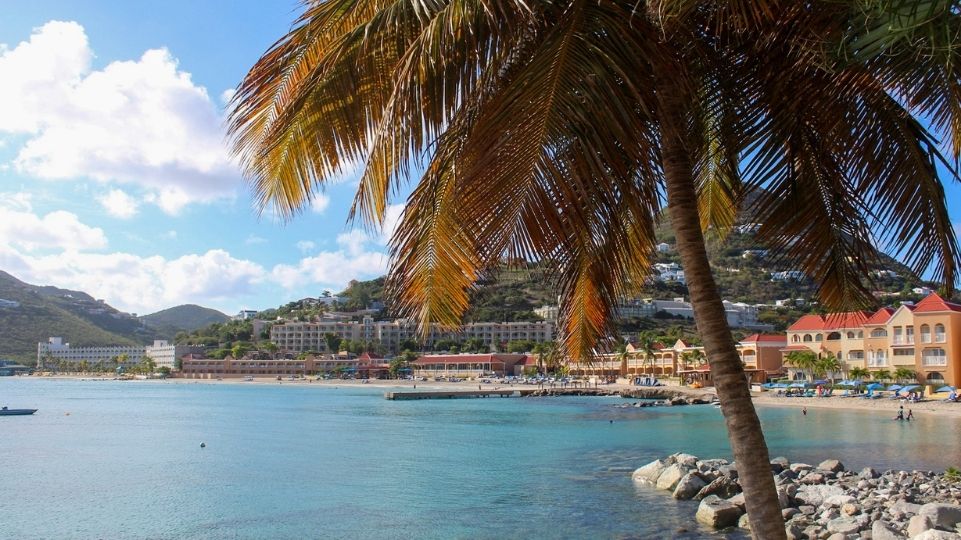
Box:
[140,304,229,336]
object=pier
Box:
[384,389,527,400]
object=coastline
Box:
[15,375,961,417]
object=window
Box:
[935,324,946,343]
[927,371,945,382]
[827,332,841,341]
[848,351,864,360]
[803,335,813,342]
[847,331,855,339]
[906,326,915,344]
[893,348,915,357]
[792,335,800,343]
[922,348,947,366]
[920,325,931,343]
[893,327,903,344]
[867,350,887,367]
[815,334,823,342]
[871,328,888,338]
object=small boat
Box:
[0,407,37,416]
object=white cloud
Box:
[162,230,177,240]
[97,188,139,218]
[270,250,387,291]
[296,240,316,253]
[0,191,34,212]
[245,234,267,245]
[380,203,405,245]
[0,205,107,252]
[0,21,239,214]
[0,246,265,314]
[336,229,369,257]
[220,88,236,105]
[310,194,330,214]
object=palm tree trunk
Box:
[656,81,785,538]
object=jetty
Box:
[384,387,624,400]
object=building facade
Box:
[37,337,146,368]
[144,341,205,369]
[269,317,556,353]
[411,354,528,378]
[782,293,961,385]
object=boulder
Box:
[695,495,744,529]
[673,472,707,500]
[795,484,845,507]
[718,464,738,478]
[785,524,806,540]
[824,495,858,508]
[674,453,699,468]
[872,520,903,540]
[891,500,923,516]
[782,508,800,520]
[919,503,961,529]
[818,459,845,473]
[632,459,668,484]
[771,456,790,473]
[841,503,860,516]
[656,464,689,491]
[800,472,826,485]
[911,531,961,540]
[694,476,740,501]
[827,534,847,540]
[827,517,862,535]
[861,467,880,479]
[669,397,689,406]
[791,463,815,474]
[776,487,792,509]
[908,515,934,538]
[738,513,750,530]
[727,493,745,510]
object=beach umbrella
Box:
[887,384,903,391]
[901,385,920,392]
[773,383,789,388]
[866,383,883,391]
[813,380,828,385]
[937,386,955,393]
[789,382,806,388]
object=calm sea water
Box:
[2,378,959,540]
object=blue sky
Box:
[0,2,959,316]
[0,1,401,315]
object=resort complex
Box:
[783,293,961,386]
[36,337,203,370]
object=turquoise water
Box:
[2,379,959,540]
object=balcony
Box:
[867,357,887,367]
[922,356,947,367]
[891,337,914,346]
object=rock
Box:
[772,456,790,473]
[632,459,668,484]
[694,476,740,501]
[656,464,689,491]
[824,495,858,508]
[783,508,800,520]
[827,534,847,540]
[861,467,881,479]
[908,515,934,538]
[799,505,817,515]
[827,517,862,535]
[786,524,806,540]
[796,484,846,507]
[819,459,846,473]
[841,503,860,516]
[727,492,746,510]
[695,495,744,529]
[791,463,815,474]
[872,520,903,540]
[911,531,961,540]
[891,500,923,516]
[777,486,793,509]
[919,503,961,529]
[669,397,689,406]
[718,464,738,478]
[738,513,751,530]
[673,472,707,500]
[801,472,827,484]
[674,453,699,468]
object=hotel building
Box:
[269,317,555,353]
[782,293,961,385]
[37,338,203,369]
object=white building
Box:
[144,340,205,369]
[234,310,259,320]
[37,337,145,368]
[269,318,556,353]
[534,305,559,321]
[770,270,805,282]
[0,298,20,308]
[656,242,672,253]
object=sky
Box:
[0,2,960,316]
[0,1,404,316]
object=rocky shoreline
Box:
[633,453,961,539]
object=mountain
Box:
[0,270,165,363]
[140,305,230,335]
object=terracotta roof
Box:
[780,345,812,351]
[741,334,786,343]
[787,314,825,331]
[912,292,961,313]
[863,307,895,325]
[822,311,871,330]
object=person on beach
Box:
[896,406,904,421]
[802,407,807,416]
[907,409,914,421]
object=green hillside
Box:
[141,304,230,336]
[0,271,157,363]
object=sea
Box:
[2,378,959,540]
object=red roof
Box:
[357,352,383,361]
[863,307,895,325]
[741,334,786,343]
[787,311,871,331]
[912,292,961,313]
[780,345,812,351]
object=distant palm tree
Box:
[229,3,961,535]
[816,357,843,382]
[874,369,893,382]
[894,367,917,384]
[849,367,870,381]
[785,351,818,382]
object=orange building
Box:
[782,293,961,386]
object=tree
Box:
[848,367,869,381]
[874,369,892,382]
[139,356,157,375]
[230,3,961,535]
[785,351,818,382]
[894,367,917,384]
[324,333,342,355]
[815,356,843,381]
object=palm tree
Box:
[894,367,917,384]
[849,367,870,381]
[637,337,658,375]
[785,351,818,382]
[816,356,843,382]
[229,3,961,535]
[874,369,893,383]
